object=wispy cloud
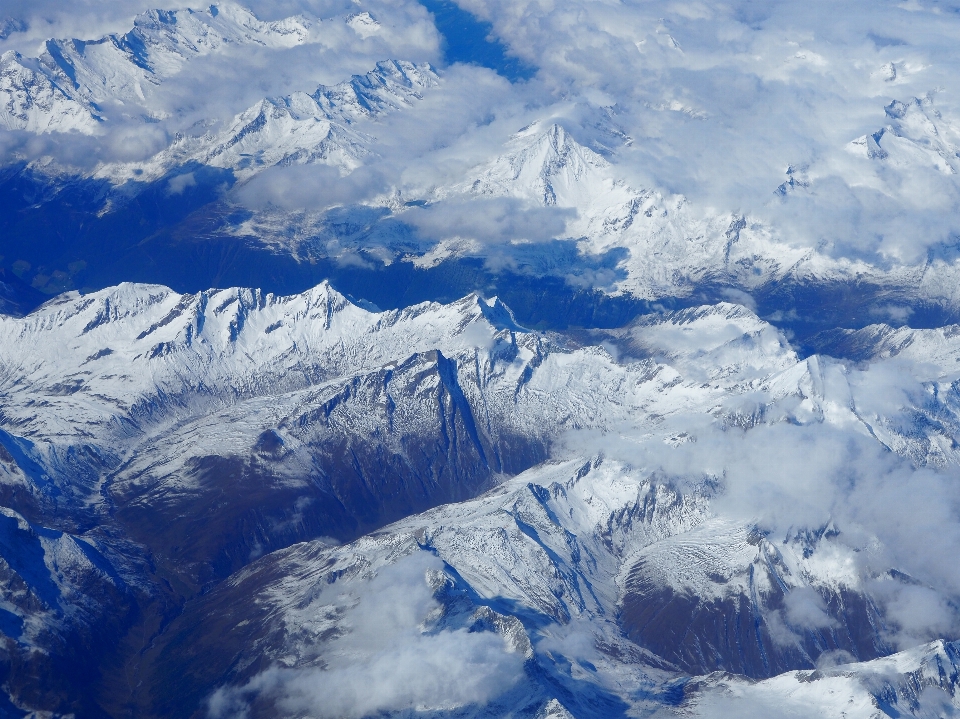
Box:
[562,345,960,648]
[207,553,524,718]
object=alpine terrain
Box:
[1,0,960,717]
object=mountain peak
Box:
[456,121,610,206]
[474,294,525,332]
[0,1,319,135]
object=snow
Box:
[1,280,960,713]
[1,2,318,132]
[197,443,960,717]
[8,4,960,308]
[6,5,960,310]
[3,1,960,715]
[98,59,439,183]
[681,640,960,719]
[0,50,101,132]
[3,281,958,502]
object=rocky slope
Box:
[2,4,960,714]
[0,282,958,715]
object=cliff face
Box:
[0,281,957,716]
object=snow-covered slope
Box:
[3,284,956,518]
[3,0,960,344]
[0,282,958,715]
[0,50,101,133]
[0,497,139,716]
[427,119,960,306]
[808,321,960,373]
[7,3,960,318]
[4,0,960,716]
[141,454,960,717]
[283,120,808,300]
[621,517,891,678]
[1,2,438,188]
[5,3,960,322]
[849,95,960,177]
[223,117,960,312]
[98,59,438,183]
[679,640,960,719]
[0,3,316,133]
[146,457,705,717]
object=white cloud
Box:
[258,629,521,718]
[234,164,390,210]
[207,553,524,719]
[10,0,960,266]
[783,587,837,630]
[0,0,444,171]
[166,171,196,195]
[440,0,960,262]
[401,197,574,244]
[230,62,533,212]
[0,0,362,55]
[560,344,960,646]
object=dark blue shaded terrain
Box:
[0,166,654,328]
[0,165,957,355]
[419,0,536,81]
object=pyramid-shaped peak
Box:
[449,293,525,332]
[461,121,610,205]
[509,122,603,161]
[477,295,525,332]
[513,121,569,140]
[298,280,355,309]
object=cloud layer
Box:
[562,345,960,650]
[7,0,960,269]
[207,553,524,719]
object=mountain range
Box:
[3,3,960,341]
[0,280,956,715]
[2,0,960,716]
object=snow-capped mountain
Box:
[679,639,960,719]
[849,95,960,176]
[1,3,317,133]
[6,3,960,328]
[1,1,438,185]
[138,454,960,718]
[418,118,960,312]
[4,0,960,716]
[212,114,960,323]
[0,280,958,715]
[98,59,438,184]
[433,122,797,297]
